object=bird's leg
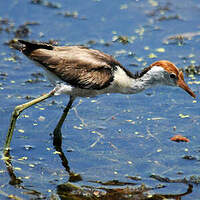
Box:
[53,96,75,147]
[4,90,55,155]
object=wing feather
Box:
[28,47,117,89]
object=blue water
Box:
[0,0,200,199]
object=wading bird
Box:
[4,40,196,151]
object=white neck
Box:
[112,66,165,94]
[130,66,166,93]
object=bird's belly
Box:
[53,83,106,97]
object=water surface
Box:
[0,0,200,199]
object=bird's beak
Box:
[177,71,196,98]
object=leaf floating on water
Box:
[73,125,83,130]
[179,114,190,118]
[29,164,35,168]
[136,57,144,62]
[163,31,200,45]
[14,167,22,171]
[18,129,24,133]
[148,53,157,58]
[18,156,28,161]
[127,161,133,165]
[38,116,45,121]
[156,48,165,53]
[170,135,190,143]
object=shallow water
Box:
[0,0,200,199]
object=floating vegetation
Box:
[1,21,39,42]
[150,174,200,186]
[182,155,197,160]
[184,65,200,75]
[58,11,79,18]
[148,52,157,59]
[31,72,44,78]
[15,24,30,38]
[146,3,181,22]
[150,174,188,184]
[30,0,61,9]
[15,22,39,38]
[147,3,171,17]
[189,176,200,185]
[135,26,145,37]
[89,179,137,186]
[25,72,45,84]
[163,32,200,45]
[57,11,86,20]
[0,17,14,33]
[158,14,181,21]
[25,79,45,84]
[112,35,135,44]
[155,48,165,53]
[126,176,142,181]
[56,181,193,200]
[179,114,190,119]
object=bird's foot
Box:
[69,172,83,182]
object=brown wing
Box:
[27,46,120,90]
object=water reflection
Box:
[53,139,82,182]
[3,150,44,198]
[2,147,193,199]
[3,150,22,186]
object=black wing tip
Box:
[10,39,54,54]
[20,39,54,50]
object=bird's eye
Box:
[170,73,176,79]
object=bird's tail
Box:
[10,39,53,55]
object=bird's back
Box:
[14,40,135,90]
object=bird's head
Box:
[150,60,196,98]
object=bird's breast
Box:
[111,66,135,94]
